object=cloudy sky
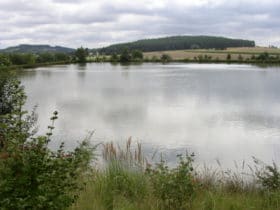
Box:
[0,0,279,49]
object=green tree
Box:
[120,48,131,63]
[36,52,55,63]
[257,52,270,61]
[227,53,231,61]
[75,47,88,63]
[131,50,143,61]
[0,78,94,209]
[160,54,171,63]
[0,71,16,117]
[0,54,11,67]
[54,52,71,62]
[110,53,119,62]
[9,53,36,65]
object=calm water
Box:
[18,63,280,168]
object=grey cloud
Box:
[0,0,280,48]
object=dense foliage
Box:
[0,72,94,210]
[97,36,255,54]
[75,47,89,63]
[147,154,196,209]
[110,49,143,63]
[0,52,72,67]
[160,54,172,63]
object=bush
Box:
[147,153,196,209]
[0,54,11,67]
[227,53,231,60]
[160,54,172,63]
[110,53,119,62]
[131,50,143,61]
[120,48,132,63]
[0,78,94,210]
[255,160,280,191]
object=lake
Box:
[18,63,280,169]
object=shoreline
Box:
[1,59,280,72]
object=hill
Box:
[0,44,75,54]
[97,36,255,55]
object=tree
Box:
[227,53,231,61]
[160,54,171,63]
[9,53,36,65]
[0,77,94,209]
[110,53,119,62]
[36,52,55,63]
[54,52,71,62]
[120,48,131,63]
[256,52,270,61]
[75,47,89,63]
[131,50,143,61]
[0,71,18,116]
[0,54,11,67]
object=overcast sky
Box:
[0,0,279,49]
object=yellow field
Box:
[144,47,280,60]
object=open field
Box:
[144,47,280,61]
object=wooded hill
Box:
[96,36,255,55]
[0,44,75,54]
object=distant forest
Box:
[97,36,255,55]
[0,44,75,54]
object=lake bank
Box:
[69,140,280,210]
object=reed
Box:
[70,139,280,210]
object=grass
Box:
[144,47,280,62]
[68,139,280,210]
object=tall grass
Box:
[70,140,280,210]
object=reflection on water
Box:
[18,63,280,168]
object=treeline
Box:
[108,49,172,63]
[110,49,143,62]
[110,50,280,64]
[0,47,91,68]
[97,36,255,55]
[0,52,72,68]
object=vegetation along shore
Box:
[1,36,280,70]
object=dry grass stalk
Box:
[101,137,149,169]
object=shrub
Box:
[256,52,273,62]
[151,55,159,62]
[110,53,119,62]
[147,153,196,209]
[0,78,94,210]
[131,50,143,61]
[160,54,172,63]
[120,48,132,63]
[227,53,231,60]
[255,160,280,191]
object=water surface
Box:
[18,63,280,168]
